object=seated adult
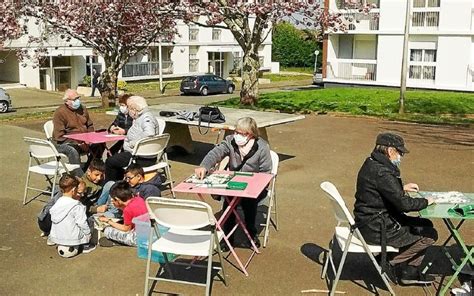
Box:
[52,89,103,174]
[194,117,272,250]
[353,132,438,285]
[108,93,133,154]
[105,96,160,182]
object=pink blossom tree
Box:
[0,1,25,49]
[183,0,371,105]
[25,0,180,107]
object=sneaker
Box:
[219,240,231,252]
[82,243,96,254]
[240,236,261,249]
[99,237,116,247]
[399,265,435,285]
[46,237,56,246]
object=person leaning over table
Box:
[194,117,272,251]
[107,93,133,155]
[353,132,438,286]
[53,89,104,175]
[104,95,160,182]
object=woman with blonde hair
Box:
[194,117,272,250]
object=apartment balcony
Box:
[326,59,377,81]
[122,61,173,78]
[341,11,380,31]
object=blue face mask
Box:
[391,154,401,167]
[71,99,81,110]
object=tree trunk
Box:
[240,50,260,105]
[100,65,118,108]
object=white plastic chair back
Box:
[320,181,356,226]
[270,150,279,175]
[146,197,215,230]
[156,118,166,135]
[43,120,54,141]
[132,134,169,159]
[24,137,60,159]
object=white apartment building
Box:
[0,17,274,91]
[323,0,474,92]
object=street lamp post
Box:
[314,50,320,74]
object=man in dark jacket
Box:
[354,132,437,285]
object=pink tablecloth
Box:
[63,131,125,144]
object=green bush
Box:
[272,22,320,69]
[117,80,127,91]
[82,75,91,87]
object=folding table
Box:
[63,131,125,144]
[172,171,274,276]
[63,131,125,156]
[417,192,474,295]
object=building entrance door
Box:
[208,52,224,77]
[55,69,70,91]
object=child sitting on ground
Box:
[98,181,148,247]
[81,159,105,210]
[49,174,96,257]
[91,163,161,219]
[124,163,162,199]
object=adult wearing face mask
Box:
[107,94,133,155]
[105,96,160,182]
[353,132,437,286]
[194,117,272,250]
[53,89,98,175]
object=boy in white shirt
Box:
[49,174,96,258]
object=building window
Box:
[413,0,440,7]
[412,0,440,27]
[189,27,199,41]
[212,29,221,41]
[189,46,199,72]
[409,49,436,80]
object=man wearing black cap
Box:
[353,132,438,285]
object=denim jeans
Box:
[96,181,121,218]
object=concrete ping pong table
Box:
[148,103,305,153]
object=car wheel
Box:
[0,101,8,113]
[201,87,208,96]
[227,85,234,94]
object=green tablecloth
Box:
[409,192,474,219]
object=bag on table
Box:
[198,106,225,135]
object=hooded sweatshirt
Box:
[49,196,91,246]
[133,173,162,200]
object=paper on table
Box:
[105,134,123,137]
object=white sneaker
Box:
[46,237,56,246]
[82,244,96,254]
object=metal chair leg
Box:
[331,232,353,296]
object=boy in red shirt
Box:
[98,181,147,247]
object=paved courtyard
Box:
[0,112,472,295]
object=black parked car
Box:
[180,74,235,96]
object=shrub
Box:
[82,75,91,87]
[117,80,127,90]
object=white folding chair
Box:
[128,134,175,198]
[320,181,398,296]
[156,117,166,135]
[23,137,80,205]
[43,120,54,141]
[144,197,227,296]
[259,150,279,248]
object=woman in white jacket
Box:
[105,96,160,182]
[49,174,95,258]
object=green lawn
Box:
[262,73,312,82]
[214,88,474,125]
[280,67,314,74]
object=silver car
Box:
[0,88,12,113]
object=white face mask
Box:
[234,133,249,146]
[119,105,128,114]
[391,154,401,167]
